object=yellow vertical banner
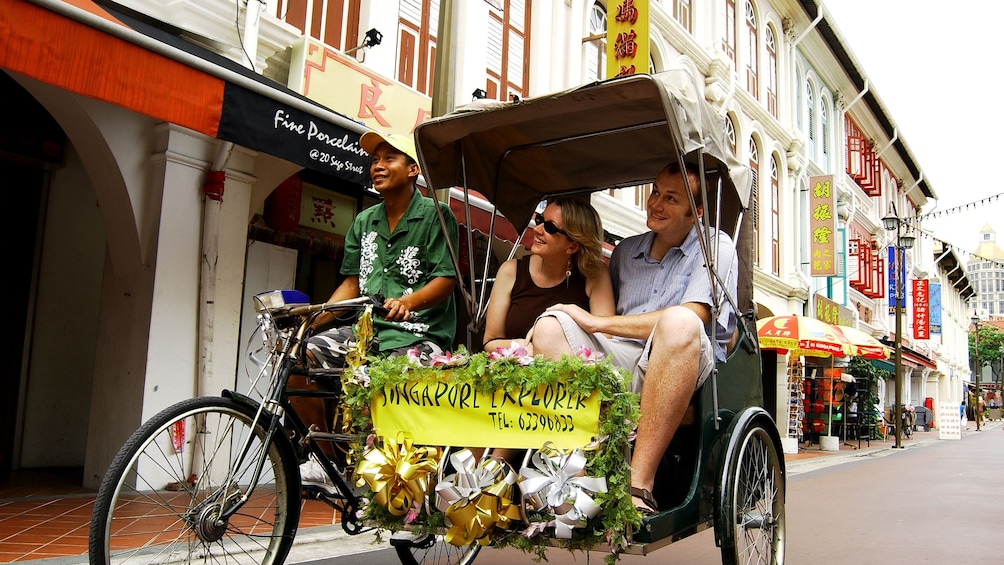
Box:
[809,175,837,276]
[606,0,649,78]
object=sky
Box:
[821,1,1004,258]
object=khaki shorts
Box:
[539,310,713,394]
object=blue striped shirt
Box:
[609,226,737,361]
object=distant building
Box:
[968,224,1004,317]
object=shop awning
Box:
[0,0,370,185]
[869,358,894,373]
[875,342,937,371]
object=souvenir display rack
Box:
[786,360,804,443]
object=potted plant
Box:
[846,357,887,440]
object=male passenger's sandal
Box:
[630,486,659,515]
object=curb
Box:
[785,433,951,475]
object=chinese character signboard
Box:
[929,282,942,335]
[300,183,356,238]
[606,0,649,78]
[814,294,855,327]
[289,37,432,138]
[912,279,929,340]
[809,175,836,276]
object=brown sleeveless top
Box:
[503,256,590,339]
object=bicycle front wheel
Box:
[89,396,301,565]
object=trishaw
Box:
[88,69,785,565]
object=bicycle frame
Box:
[213,295,377,532]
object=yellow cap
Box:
[359,131,419,166]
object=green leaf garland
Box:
[342,346,641,563]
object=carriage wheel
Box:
[391,533,481,565]
[721,423,785,565]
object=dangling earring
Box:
[565,258,572,288]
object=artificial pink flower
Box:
[430,350,467,368]
[488,341,534,366]
[574,344,604,364]
[521,522,549,538]
[406,347,423,366]
[403,501,422,524]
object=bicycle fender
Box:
[712,406,786,549]
[222,389,261,411]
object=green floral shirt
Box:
[342,189,459,351]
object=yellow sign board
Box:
[809,174,837,276]
[370,378,600,449]
[606,0,649,78]
[814,293,854,327]
[289,36,431,136]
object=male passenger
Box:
[529,161,737,514]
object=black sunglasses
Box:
[534,212,570,238]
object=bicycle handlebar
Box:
[287,295,391,319]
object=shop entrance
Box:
[0,162,45,474]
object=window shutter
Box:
[848,238,862,288]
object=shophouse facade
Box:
[1,0,973,486]
[930,242,976,408]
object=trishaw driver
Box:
[306,131,459,364]
[300,131,459,493]
[529,161,737,515]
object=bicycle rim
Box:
[89,397,299,565]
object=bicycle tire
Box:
[88,396,301,565]
[721,423,785,565]
[392,534,481,565]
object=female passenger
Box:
[482,197,615,352]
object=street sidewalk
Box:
[786,417,1004,474]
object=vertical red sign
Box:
[913,279,929,340]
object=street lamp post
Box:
[883,211,915,449]
[971,315,981,432]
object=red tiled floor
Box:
[0,467,339,561]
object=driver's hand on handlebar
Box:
[382,296,412,322]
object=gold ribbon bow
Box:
[518,442,607,539]
[434,450,522,546]
[355,433,441,516]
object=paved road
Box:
[292,423,1003,565]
